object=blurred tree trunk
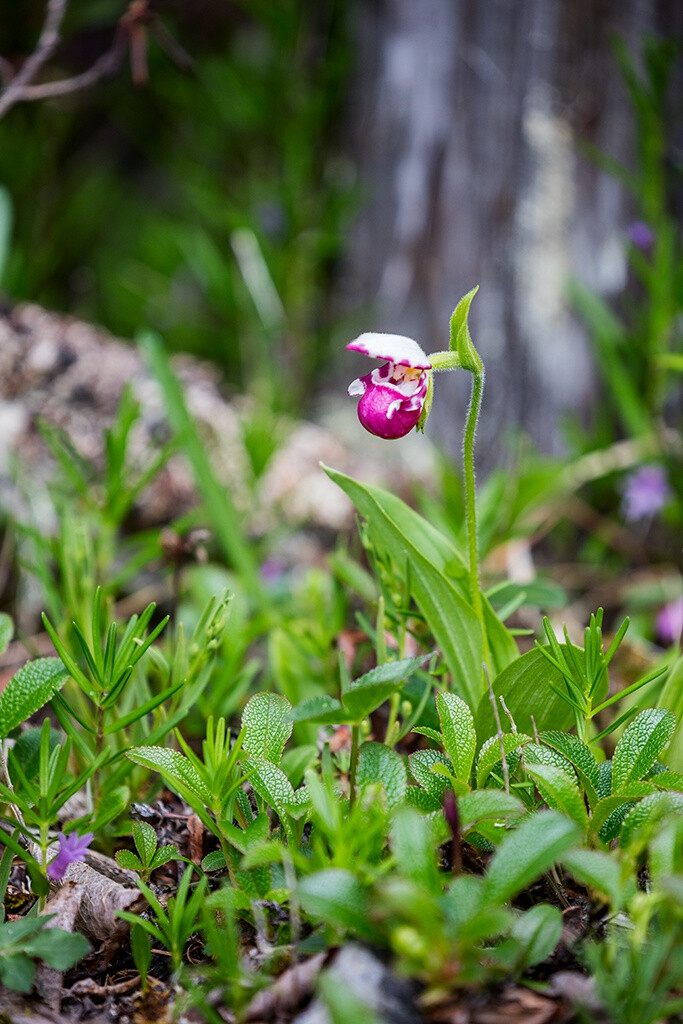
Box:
[341,0,681,467]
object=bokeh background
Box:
[0,0,681,467]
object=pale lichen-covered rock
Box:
[0,302,436,541]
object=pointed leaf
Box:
[436,692,476,781]
[408,750,452,800]
[242,693,293,765]
[357,742,407,808]
[476,733,532,787]
[526,763,589,832]
[482,811,580,906]
[127,746,211,805]
[0,658,69,737]
[612,709,676,792]
[0,614,13,657]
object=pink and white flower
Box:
[347,333,432,439]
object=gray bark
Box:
[341,0,680,467]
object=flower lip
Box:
[346,332,431,370]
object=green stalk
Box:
[349,724,360,809]
[462,367,490,671]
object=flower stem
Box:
[463,366,490,671]
[349,724,360,809]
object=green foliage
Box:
[0,659,68,737]
[0,915,89,992]
[118,864,207,974]
[115,821,179,883]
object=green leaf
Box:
[408,750,452,800]
[450,285,483,373]
[562,849,632,909]
[242,692,293,765]
[476,733,532,787]
[287,695,346,725]
[202,850,227,872]
[26,928,90,970]
[0,953,35,992]
[475,648,574,743]
[356,742,407,808]
[298,869,374,938]
[590,787,654,837]
[0,658,69,737]
[524,743,575,776]
[436,692,476,782]
[612,709,676,792]
[390,807,440,891]
[482,811,581,906]
[133,822,158,866]
[525,763,588,832]
[323,467,483,707]
[127,746,211,805]
[510,903,563,968]
[115,850,144,873]
[619,792,683,852]
[149,845,179,870]
[0,614,13,657]
[342,657,427,723]
[141,333,261,597]
[458,790,526,833]
[248,759,296,819]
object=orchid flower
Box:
[46,830,94,881]
[347,333,432,439]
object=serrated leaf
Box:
[524,742,575,777]
[249,758,295,816]
[0,614,13,656]
[562,849,633,909]
[150,846,179,869]
[405,786,442,812]
[612,709,676,792]
[619,791,683,851]
[482,811,580,906]
[650,770,683,791]
[458,790,526,832]
[526,763,588,832]
[342,657,428,723]
[0,658,69,736]
[539,731,600,786]
[436,692,476,781]
[287,695,346,725]
[133,821,158,865]
[476,733,532,787]
[356,742,407,808]
[590,787,654,835]
[242,693,293,765]
[202,850,227,872]
[408,749,452,799]
[412,726,443,744]
[127,746,211,804]
[115,850,144,873]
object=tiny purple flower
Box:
[347,333,432,440]
[46,831,94,881]
[657,597,683,648]
[622,465,671,522]
[626,220,655,252]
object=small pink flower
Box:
[46,831,94,881]
[347,333,432,440]
[657,597,683,648]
